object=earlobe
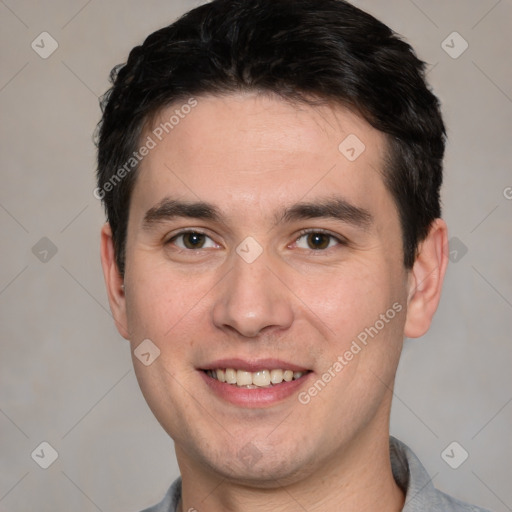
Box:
[404,219,449,339]
[100,223,130,340]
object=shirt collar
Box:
[390,436,441,511]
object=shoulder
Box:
[138,477,181,512]
[433,488,493,512]
[390,437,493,512]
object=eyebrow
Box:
[143,198,222,229]
[276,197,372,229]
[142,196,373,231]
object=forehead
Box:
[131,93,392,224]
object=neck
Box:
[176,419,404,512]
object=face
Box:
[103,93,425,486]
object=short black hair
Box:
[96,0,446,276]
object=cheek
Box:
[124,267,172,352]
[297,262,395,341]
[123,255,214,355]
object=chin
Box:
[191,438,316,488]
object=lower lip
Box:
[199,371,313,408]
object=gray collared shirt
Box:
[141,437,492,511]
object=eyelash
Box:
[294,229,348,250]
[166,230,218,251]
[166,229,347,252]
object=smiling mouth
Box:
[203,368,311,388]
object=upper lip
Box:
[200,358,310,373]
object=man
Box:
[96,0,492,510]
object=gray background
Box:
[0,0,511,510]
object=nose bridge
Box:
[212,245,293,337]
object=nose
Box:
[212,250,294,338]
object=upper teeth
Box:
[206,368,306,388]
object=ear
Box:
[404,218,449,339]
[100,223,130,340]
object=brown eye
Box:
[306,233,331,250]
[183,232,205,249]
[294,231,343,251]
[170,231,217,250]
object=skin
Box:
[101,93,448,512]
